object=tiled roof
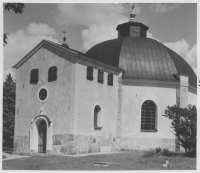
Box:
[85,37,197,87]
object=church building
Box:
[13,6,197,155]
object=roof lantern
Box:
[116,4,149,38]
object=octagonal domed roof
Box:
[85,36,196,87]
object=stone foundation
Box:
[120,137,177,151]
[52,134,180,155]
[14,135,30,154]
[52,134,121,155]
[13,134,182,155]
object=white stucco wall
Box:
[188,91,197,106]
[15,46,75,137]
[73,63,119,136]
[121,85,177,139]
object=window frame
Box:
[98,69,104,84]
[37,86,49,102]
[48,66,57,82]
[141,100,157,132]
[107,73,113,86]
[30,68,39,84]
[87,66,93,81]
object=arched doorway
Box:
[38,119,47,153]
[30,115,53,154]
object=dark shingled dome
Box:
[85,36,197,87]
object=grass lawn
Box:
[2,151,196,170]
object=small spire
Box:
[129,4,136,22]
[62,31,69,48]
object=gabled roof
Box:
[13,39,123,73]
[13,40,78,69]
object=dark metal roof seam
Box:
[164,45,197,87]
[162,44,182,78]
[151,40,168,81]
[137,37,149,80]
[125,37,134,78]
[132,38,141,79]
[128,37,138,78]
[148,39,162,80]
[143,39,155,80]
[156,41,176,81]
[104,41,116,66]
[134,37,143,79]
[109,37,124,67]
[159,42,178,79]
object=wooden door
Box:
[38,120,47,153]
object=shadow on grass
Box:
[168,152,196,158]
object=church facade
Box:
[13,7,197,155]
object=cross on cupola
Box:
[129,4,136,22]
[62,31,69,48]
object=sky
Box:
[3,1,198,80]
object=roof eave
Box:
[13,40,78,69]
[13,40,46,69]
[116,22,149,31]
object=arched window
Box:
[30,69,39,84]
[87,66,93,81]
[48,66,57,82]
[141,100,157,131]
[94,105,102,130]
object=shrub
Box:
[162,148,169,156]
[142,149,155,157]
[155,147,161,154]
[2,155,7,159]
[120,148,125,151]
[163,105,196,156]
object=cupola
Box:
[116,4,149,38]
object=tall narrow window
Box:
[30,69,39,84]
[48,66,57,82]
[141,100,157,131]
[98,70,104,84]
[107,73,113,86]
[94,105,102,130]
[87,66,93,80]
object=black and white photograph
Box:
[2,0,198,170]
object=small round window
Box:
[39,88,47,101]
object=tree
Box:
[3,73,16,148]
[4,3,25,14]
[4,3,25,45]
[163,105,196,156]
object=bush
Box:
[163,105,196,156]
[162,148,169,156]
[155,147,161,154]
[142,149,155,157]
[2,155,7,159]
